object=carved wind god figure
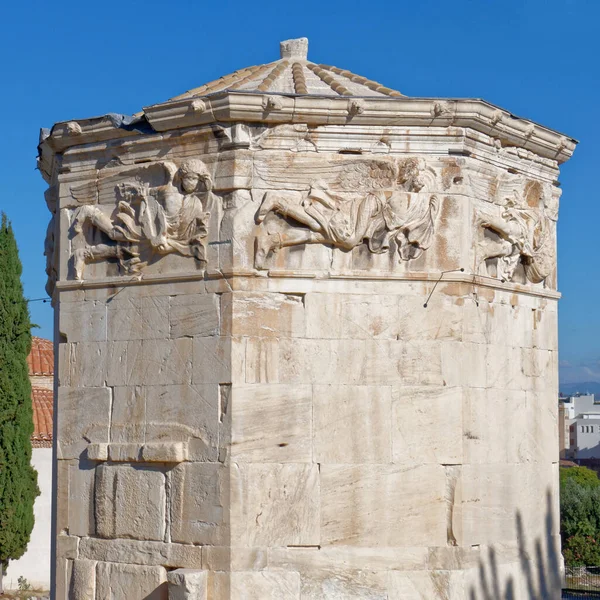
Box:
[475,176,557,284]
[71,159,212,280]
[254,158,439,269]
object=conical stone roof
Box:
[169,38,403,100]
[38,37,577,175]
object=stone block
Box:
[440,341,487,388]
[462,388,527,464]
[192,337,232,384]
[144,384,220,458]
[388,570,465,600]
[320,464,446,547]
[314,384,392,464]
[459,463,552,547]
[231,384,312,462]
[529,306,558,351]
[56,460,69,535]
[142,441,189,463]
[170,294,220,338]
[110,385,146,443]
[267,545,430,573]
[486,343,526,391]
[461,301,493,345]
[95,465,166,541]
[167,569,207,600]
[95,561,168,600]
[218,189,257,271]
[56,387,111,459]
[304,293,344,339]
[392,386,463,465]
[231,463,320,546]
[64,342,109,387]
[523,389,558,463]
[70,559,96,600]
[223,292,305,338]
[68,462,96,537]
[59,301,107,342]
[79,537,203,568]
[170,463,227,545]
[212,571,301,600]
[107,296,170,341]
[57,342,72,386]
[244,338,442,386]
[56,557,71,600]
[56,534,79,560]
[305,292,462,343]
[244,337,279,384]
[301,568,388,599]
[108,443,142,461]
[86,443,108,461]
[127,338,193,386]
[76,339,193,387]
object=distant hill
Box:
[560,381,600,396]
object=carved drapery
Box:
[253,157,440,269]
[473,173,558,285]
[48,150,558,288]
[70,160,213,280]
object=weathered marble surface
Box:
[41,38,574,600]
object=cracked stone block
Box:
[95,464,166,541]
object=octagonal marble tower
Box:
[40,38,576,599]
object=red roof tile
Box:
[27,336,54,376]
[31,387,53,447]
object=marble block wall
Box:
[40,90,575,599]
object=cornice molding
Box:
[40,93,577,170]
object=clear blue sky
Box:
[0,0,596,385]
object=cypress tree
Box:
[0,213,39,590]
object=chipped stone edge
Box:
[41,95,576,164]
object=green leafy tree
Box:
[563,534,600,567]
[560,477,600,538]
[0,214,39,590]
[560,465,600,489]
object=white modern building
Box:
[562,393,599,420]
[570,418,600,459]
[560,393,600,460]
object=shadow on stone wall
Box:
[469,490,562,600]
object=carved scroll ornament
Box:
[254,158,440,269]
[71,160,212,280]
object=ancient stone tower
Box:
[39,38,576,599]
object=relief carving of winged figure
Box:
[71,159,212,280]
[474,175,557,285]
[253,158,439,269]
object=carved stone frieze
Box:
[254,157,440,269]
[70,160,213,280]
[44,186,59,296]
[474,172,559,285]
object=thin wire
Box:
[25,297,51,303]
[423,268,465,308]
